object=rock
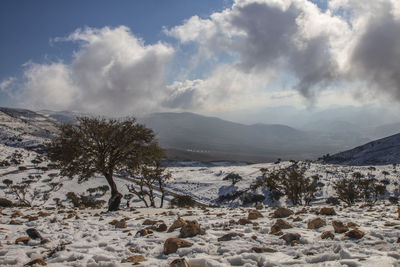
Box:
[136,228,154,237]
[170,258,190,267]
[11,210,24,218]
[180,220,204,238]
[237,218,252,225]
[273,207,294,218]
[142,219,159,225]
[295,208,307,215]
[320,231,335,240]
[217,232,244,241]
[319,207,336,216]
[28,216,39,222]
[248,210,263,220]
[292,216,302,222]
[121,255,146,264]
[109,219,119,225]
[37,211,52,217]
[163,238,193,255]
[347,222,359,228]
[345,228,365,239]
[280,233,301,244]
[0,198,13,208]
[26,228,42,240]
[25,259,47,266]
[397,237,400,243]
[40,238,51,245]
[154,223,168,232]
[307,218,326,229]
[9,220,23,225]
[252,246,278,253]
[15,236,31,245]
[168,218,188,233]
[115,219,127,229]
[332,221,349,233]
[256,205,263,210]
[270,219,292,235]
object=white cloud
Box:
[0,77,16,92]
[18,26,174,116]
[165,0,400,110]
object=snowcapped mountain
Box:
[323,133,400,165]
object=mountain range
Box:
[1,106,400,163]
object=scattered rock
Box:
[154,223,168,232]
[248,210,263,220]
[319,207,336,216]
[237,218,252,225]
[252,246,277,253]
[217,232,244,241]
[307,218,326,229]
[11,210,24,218]
[295,208,307,215]
[9,220,23,225]
[121,255,146,264]
[270,219,292,235]
[26,228,42,240]
[345,228,365,239]
[273,207,294,218]
[321,231,335,240]
[280,233,301,244]
[332,221,349,233]
[180,220,204,238]
[168,218,188,233]
[25,258,47,266]
[28,216,38,222]
[136,228,154,237]
[142,219,159,225]
[115,219,127,229]
[347,222,359,228]
[15,236,31,245]
[38,211,52,217]
[163,238,193,255]
[170,258,190,267]
[0,198,13,208]
[40,238,51,245]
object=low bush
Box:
[170,195,196,208]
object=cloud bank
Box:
[18,26,173,116]
[7,0,400,116]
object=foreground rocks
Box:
[307,218,326,229]
[273,207,294,218]
[180,220,205,238]
[164,238,193,255]
[332,221,349,233]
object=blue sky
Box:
[0,0,399,126]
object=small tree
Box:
[48,117,161,211]
[333,178,359,206]
[126,144,170,208]
[223,172,243,185]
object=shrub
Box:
[326,196,340,205]
[389,196,399,204]
[260,164,319,205]
[241,193,265,205]
[66,192,105,208]
[170,195,196,208]
[333,178,359,206]
[223,172,243,185]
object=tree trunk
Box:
[105,173,122,211]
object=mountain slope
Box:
[323,133,400,165]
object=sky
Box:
[1,0,400,126]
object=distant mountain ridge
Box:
[323,133,400,165]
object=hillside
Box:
[323,133,400,165]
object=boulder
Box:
[9,220,23,225]
[168,218,188,233]
[217,232,244,241]
[332,221,349,233]
[319,207,336,216]
[0,198,13,208]
[136,228,154,237]
[154,223,168,232]
[248,210,263,220]
[15,236,31,245]
[252,246,277,253]
[237,218,252,225]
[345,228,365,239]
[121,255,146,264]
[273,207,294,218]
[115,219,127,229]
[307,218,327,229]
[163,238,193,255]
[180,220,204,238]
[24,259,47,266]
[280,233,301,244]
[142,219,159,225]
[320,231,335,240]
[170,258,190,267]
[270,219,292,235]
[26,228,42,240]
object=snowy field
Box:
[1,144,400,266]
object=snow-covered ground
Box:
[1,145,400,266]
